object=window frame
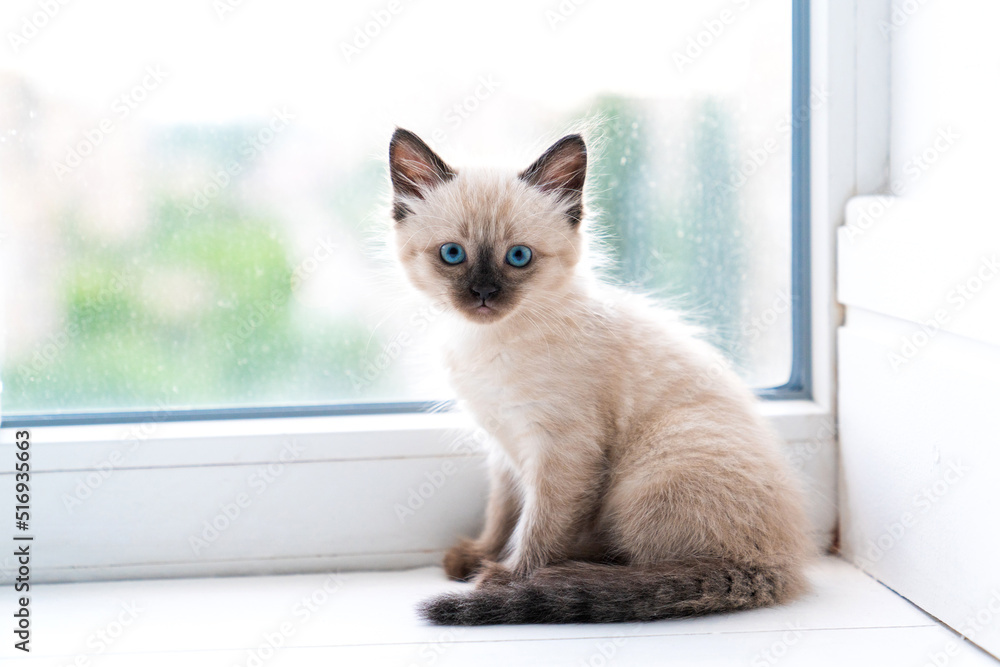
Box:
[758,0,812,400]
[4,0,811,428]
[0,0,856,584]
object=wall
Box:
[838,0,1000,659]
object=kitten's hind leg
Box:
[443,462,521,581]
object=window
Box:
[0,0,807,423]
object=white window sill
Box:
[6,556,996,666]
[3,399,832,471]
[0,400,837,584]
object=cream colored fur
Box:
[391,130,812,623]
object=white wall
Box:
[838,0,1000,659]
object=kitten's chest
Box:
[449,346,523,405]
[447,340,563,440]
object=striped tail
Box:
[418,559,805,625]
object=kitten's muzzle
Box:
[470,284,500,302]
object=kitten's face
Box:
[390,130,587,324]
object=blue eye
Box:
[506,245,532,267]
[440,243,466,265]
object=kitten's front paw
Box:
[443,538,485,581]
[472,561,518,588]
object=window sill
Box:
[0,400,836,584]
[9,557,996,667]
[2,400,832,472]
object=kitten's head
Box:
[390,128,587,324]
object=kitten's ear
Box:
[519,134,587,225]
[389,128,456,221]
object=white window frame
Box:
[0,0,867,584]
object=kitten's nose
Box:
[471,284,499,301]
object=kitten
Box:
[389,128,812,625]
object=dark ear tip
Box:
[558,134,587,153]
[390,128,409,150]
[391,127,413,141]
[390,127,423,153]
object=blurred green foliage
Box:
[6,140,373,412]
[4,96,754,413]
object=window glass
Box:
[0,0,793,414]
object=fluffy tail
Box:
[418,559,804,625]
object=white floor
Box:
[4,557,998,666]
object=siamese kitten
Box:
[389,128,812,625]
